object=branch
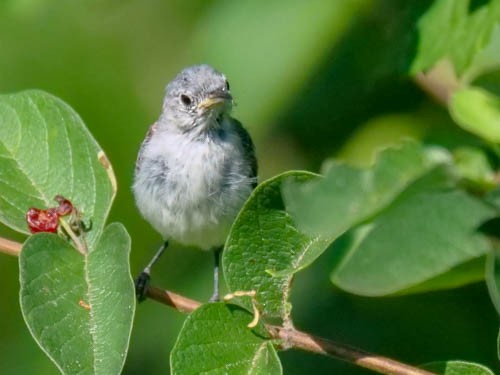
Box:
[0,236,22,257]
[1,237,434,375]
[146,286,434,375]
[413,59,460,106]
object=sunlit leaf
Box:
[450,87,500,143]
[19,224,134,375]
[0,90,116,245]
[411,0,500,79]
[223,171,327,321]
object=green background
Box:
[0,1,498,374]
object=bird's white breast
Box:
[133,122,254,250]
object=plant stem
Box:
[0,236,435,375]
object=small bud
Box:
[54,195,74,216]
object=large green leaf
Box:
[283,143,494,296]
[0,90,115,245]
[410,0,500,80]
[223,171,327,321]
[171,303,281,375]
[331,171,493,295]
[282,142,444,242]
[19,223,134,375]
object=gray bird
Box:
[133,64,257,302]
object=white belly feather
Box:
[133,126,254,250]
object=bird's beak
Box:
[197,92,232,110]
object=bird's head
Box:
[160,64,233,134]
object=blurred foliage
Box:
[0,0,500,374]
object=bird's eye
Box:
[225,81,230,91]
[180,94,192,106]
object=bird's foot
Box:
[135,271,151,302]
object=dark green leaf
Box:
[171,303,281,375]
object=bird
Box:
[133,64,257,302]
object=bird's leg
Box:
[209,246,223,302]
[135,240,169,301]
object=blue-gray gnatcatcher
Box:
[133,64,257,301]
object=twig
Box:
[266,325,433,375]
[146,284,202,313]
[146,286,434,375]
[413,59,460,106]
[0,236,22,256]
[0,237,434,375]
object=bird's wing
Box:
[135,122,158,174]
[231,118,258,188]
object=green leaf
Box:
[399,256,486,295]
[410,0,500,79]
[453,147,496,190]
[331,177,493,295]
[19,223,135,375]
[282,142,494,296]
[223,171,328,321]
[0,90,116,245]
[467,23,500,82]
[450,87,500,143]
[171,303,281,375]
[282,141,445,241]
[422,360,494,375]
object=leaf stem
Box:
[413,59,461,107]
[59,219,87,255]
[0,237,434,375]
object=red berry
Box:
[26,207,59,233]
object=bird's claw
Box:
[135,271,151,302]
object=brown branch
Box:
[1,237,434,375]
[146,286,434,375]
[413,59,461,106]
[0,236,22,257]
[146,284,202,313]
